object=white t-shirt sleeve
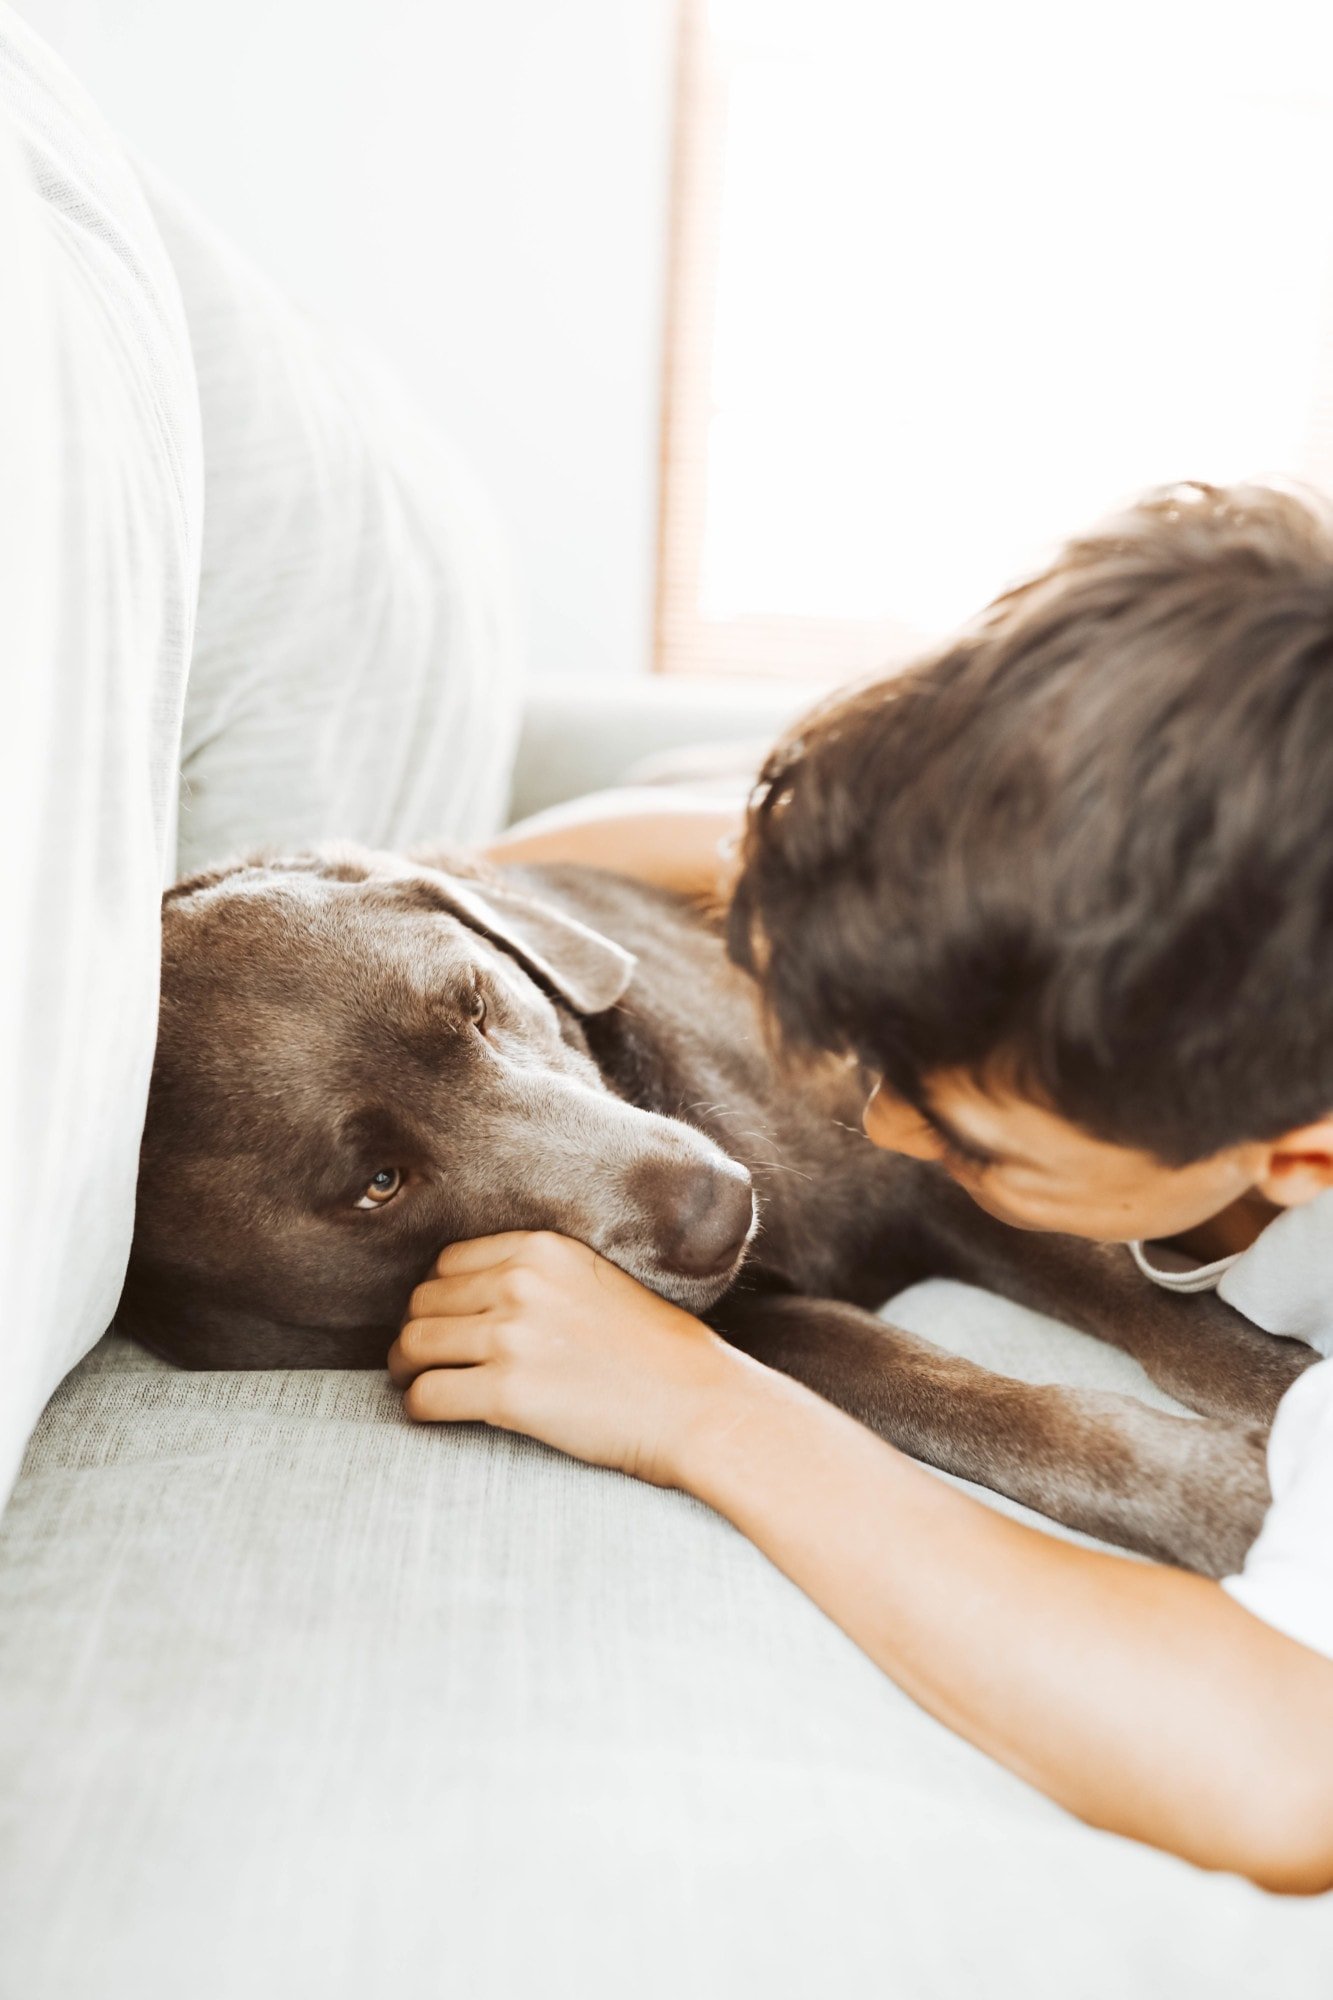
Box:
[1221,1357,1333,1658]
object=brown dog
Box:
[120,843,1314,1576]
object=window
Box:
[656,0,1333,677]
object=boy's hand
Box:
[387,1231,754,1486]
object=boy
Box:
[389,482,1333,1890]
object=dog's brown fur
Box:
[120,845,1315,1577]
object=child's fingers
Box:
[408,1269,514,1322]
[401,1364,498,1426]
[432,1233,536,1277]
[388,1312,492,1387]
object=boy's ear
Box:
[1256,1115,1333,1208]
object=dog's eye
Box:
[468,988,488,1033]
[355,1168,403,1210]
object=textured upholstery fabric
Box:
[145,171,522,878]
[2,1287,1331,1998]
[0,9,201,1510]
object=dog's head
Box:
[121,845,756,1367]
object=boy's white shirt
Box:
[1131,1187,1333,1659]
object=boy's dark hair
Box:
[727,481,1333,1165]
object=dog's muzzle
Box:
[607,1152,757,1310]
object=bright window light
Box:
[659,0,1333,672]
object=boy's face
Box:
[862,1072,1325,1244]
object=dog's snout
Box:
[632,1156,755,1280]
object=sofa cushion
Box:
[144,171,523,878]
[0,11,201,1509]
[1,1284,1329,1998]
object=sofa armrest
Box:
[507,671,825,822]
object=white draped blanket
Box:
[0,8,200,1510]
[0,1,520,1511]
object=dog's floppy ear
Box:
[116,1273,395,1370]
[422,868,636,1015]
[162,842,637,1016]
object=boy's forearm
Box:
[679,1367,1333,1889]
[484,791,742,900]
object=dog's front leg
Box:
[710,1291,1270,1577]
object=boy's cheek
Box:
[953,1179,1053,1232]
[968,1163,1252,1247]
[933,1168,1129,1239]
[862,1076,1257,1245]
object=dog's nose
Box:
[645,1158,755,1279]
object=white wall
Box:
[18,0,677,680]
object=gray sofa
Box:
[9,1233,1333,1996]
[2,11,1332,1995]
